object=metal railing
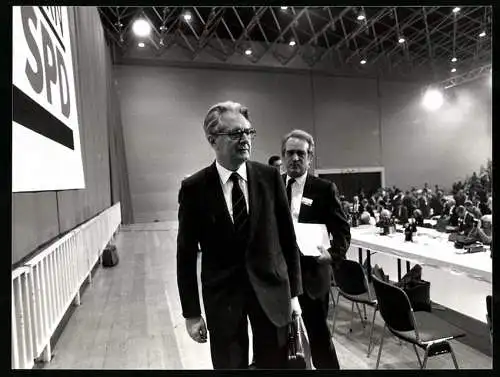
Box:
[11,202,122,369]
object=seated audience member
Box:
[361,198,375,218]
[457,205,475,234]
[268,155,282,170]
[402,191,416,216]
[447,199,460,226]
[479,197,491,216]
[454,189,466,207]
[394,203,409,224]
[435,214,450,232]
[467,215,492,245]
[430,190,444,216]
[471,206,483,220]
[376,209,392,228]
[359,211,375,225]
[417,191,430,219]
[352,195,361,216]
[412,209,424,226]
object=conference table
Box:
[347,224,492,323]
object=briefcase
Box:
[286,316,312,369]
[102,244,119,267]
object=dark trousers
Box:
[209,281,288,369]
[299,292,340,369]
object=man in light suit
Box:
[281,129,351,369]
[177,101,302,369]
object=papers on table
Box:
[293,222,330,257]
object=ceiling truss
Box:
[98,6,491,82]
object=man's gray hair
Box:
[203,101,250,136]
[281,129,315,157]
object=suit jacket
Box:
[177,161,302,333]
[283,174,351,299]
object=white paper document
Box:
[293,222,330,257]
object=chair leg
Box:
[376,324,386,369]
[449,343,459,369]
[367,307,377,357]
[331,291,341,335]
[413,344,422,368]
[363,303,367,320]
[355,302,366,328]
[422,346,430,369]
[349,302,356,333]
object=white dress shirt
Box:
[286,172,307,223]
[215,160,249,223]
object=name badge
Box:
[301,197,313,206]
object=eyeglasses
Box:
[212,128,257,140]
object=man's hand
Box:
[185,316,208,343]
[291,296,302,317]
[315,245,332,265]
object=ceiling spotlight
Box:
[280,6,288,10]
[451,57,457,62]
[398,37,405,44]
[132,19,151,37]
[452,7,461,13]
[245,48,252,56]
[360,59,367,65]
[479,31,486,38]
[137,42,145,48]
[289,39,296,47]
[183,12,192,22]
[357,14,366,21]
[422,88,444,111]
[451,68,457,73]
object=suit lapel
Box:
[205,162,234,232]
[298,174,314,222]
[246,161,262,243]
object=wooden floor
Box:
[43,221,492,370]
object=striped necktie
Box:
[230,173,249,238]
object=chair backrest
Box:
[371,274,416,332]
[333,259,369,296]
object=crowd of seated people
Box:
[339,166,492,246]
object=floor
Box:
[43,221,492,369]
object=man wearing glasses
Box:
[177,101,302,369]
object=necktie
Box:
[286,178,295,208]
[230,173,249,238]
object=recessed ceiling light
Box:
[280,6,288,10]
[452,7,461,13]
[451,57,457,62]
[451,68,457,73]
[357,14,366,21]
[479,31,486,37]
[289,40,296,47]
[183,12,192,22]
[245,48,252,55]
[398,37,405,44]
[132,19,151,37]
[360,59,367,65]
[138,42,145,48]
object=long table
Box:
[348,224,492,323]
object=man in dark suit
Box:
[177,101,303,369]
[281,129,351,369]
